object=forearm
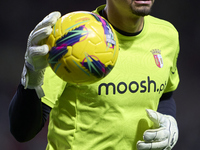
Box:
[157,92,176,118]
[9,84,44,142]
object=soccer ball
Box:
[46,11,119,84]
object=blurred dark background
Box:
[0,0,199,149]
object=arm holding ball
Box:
[9,12,61,142]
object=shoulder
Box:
[144,15,179,46]
[145,15,178,36]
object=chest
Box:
[74,44,172,109]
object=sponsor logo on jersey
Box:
[98,76,167,95]
[151,49,163,68]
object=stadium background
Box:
[0,0,199,149]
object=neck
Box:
[104,4,144,34]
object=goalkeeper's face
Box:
[112,0,155,16]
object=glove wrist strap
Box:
[21,65,45,98]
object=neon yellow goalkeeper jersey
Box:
[41,5,180,150]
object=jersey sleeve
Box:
[41,66,67,108]
[164,34,180,93]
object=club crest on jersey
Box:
[151,49,163,68]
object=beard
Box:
[131,6,152,16]
[130,0,154,16]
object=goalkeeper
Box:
[9,0,180,150]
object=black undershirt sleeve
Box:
[157,92,176,118]
[9,83,51,142]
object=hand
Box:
[137,109,178,150]
[21,11,61,98]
